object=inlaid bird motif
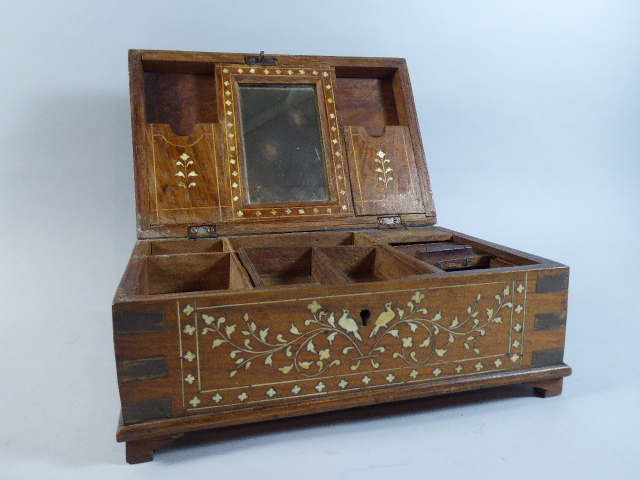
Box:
[370,302,396,338]
[338,309,362,341]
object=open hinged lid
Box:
[129,49,436,238]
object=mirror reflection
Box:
[239,84,330,205]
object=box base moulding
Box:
[117,364,570,463]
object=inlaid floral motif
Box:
[200,287,513,379]
[175,153,198,189]
[374,150,393,186]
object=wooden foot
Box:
[527,378,564,398]
[126,434,183,464]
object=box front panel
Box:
[176,272,533,416]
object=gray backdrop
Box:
[1,1,638,478]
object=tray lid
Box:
[129,49,436,238]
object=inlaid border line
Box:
[154,133,205,148]
[186,365,525,411]
[195,281,513,311]
[522,272,529,358]
[508,279,515,354]
[177,301,185,410]
[195,309,202,391]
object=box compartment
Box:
[142,252,252,294]
[318,245,432,283]
[149,238,227,255]
[389,239,538,272]
[237,247,350,287]
[144,69,218,136]
[334,65,408,137]
[228,231,376,250]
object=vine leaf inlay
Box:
[200,287,513,379]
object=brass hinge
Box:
[377,216,403,229]
[245,51,278,66]
[187,225,218,239]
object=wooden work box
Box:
[113,50,571,463]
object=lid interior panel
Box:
[130,50,436,238]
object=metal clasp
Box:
[245,51,278,66]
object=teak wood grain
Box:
[114,50,571,464]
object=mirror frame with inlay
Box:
[218,65,353,221]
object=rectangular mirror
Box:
[238,84,330,205]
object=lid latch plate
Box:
[187,225,218,239]
[377,216,403,229]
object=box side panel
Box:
[113,300,183,425]
[523,270,569,368]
